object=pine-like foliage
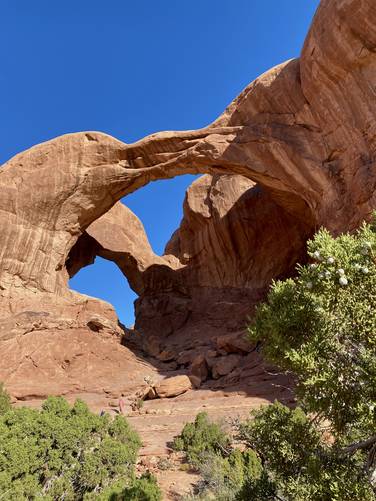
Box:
[0,395,161,500]
[245,216,376,499]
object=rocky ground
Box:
[13,327,293,500]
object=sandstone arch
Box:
[0,110,315,297]
[1,0,376,401]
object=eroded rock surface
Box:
[155,375,192,399]
[135,174,309,340]
[0,0,375,412]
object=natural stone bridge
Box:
[1,0,376,402]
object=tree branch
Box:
[342,435,376,456]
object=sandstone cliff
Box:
[1,0,375,403]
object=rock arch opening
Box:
[124,174,200,256]
[63,168,312,349]
[67,174,200,327]
[69,256,137,327]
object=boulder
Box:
[190,355,209,383]
[155,376,192,398]
[188,375,202,389]
[146,387,157,400]
[212,355,242,380]
[216,332,253,354]
[204,351,219,370]
[156,350,176,362]
[177,349,201,366]
[142,336,162,358]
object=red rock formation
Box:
[0,0,375,401]
[68,201,171,295]
[134,174,309,340]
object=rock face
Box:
[190,355,209,383]
[155,376,192,399]
[1,0,376,402]
[0,293,155,401]
[135,174,309,340]
[212,355,242,380]
[67,201,172,295]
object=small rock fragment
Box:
[188,375,202,388]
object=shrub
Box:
[172,412,231,466]
[94,473,162,500]
[156,457,172,470]
[135,398,144,411]
[245,217,376,499]
[173,413,264,500]
[0,382,11,415]
[249,220,376,435]
[239,402,375,500]
[197,449,264,500]
[0,394,145,499]
[120,472,161,501]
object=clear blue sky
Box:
[1,0,320,326]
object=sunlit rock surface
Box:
[0,0,375,406]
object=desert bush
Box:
[244,217,376,499]
[172,412,231,466]
[198,448,265,500]
[173,413,266,500]
[135,398,144,411]
[0,393,162,499]
[94,472,161,500]
[156,457,172,470]
[0,382,11,415]
[239,402,374,500]
[120,473,161,501]
[249,219,376,435]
